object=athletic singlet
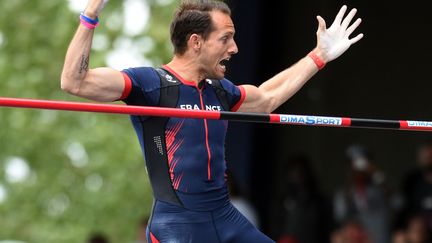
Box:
[121,65,246,210]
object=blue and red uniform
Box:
[121,65,274,243]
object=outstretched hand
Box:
[84,0,109,18]
[316,5,364,62]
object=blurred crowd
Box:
[266,140,432,243]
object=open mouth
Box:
[218,58,230,71]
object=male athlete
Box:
[61,0,363,242]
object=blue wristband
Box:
[80,12,99,25]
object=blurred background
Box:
[1,0,432,242]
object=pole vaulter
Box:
[0,97,431,132]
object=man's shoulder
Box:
[123,66,157,76]
[123,66,162,92]
[207,78,233,89]
[217,78,242,93]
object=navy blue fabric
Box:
[120,67,273,242]
[121,67,243,195]
[219,79,243,110]
[147,199,275,243]
[122,67,161,107]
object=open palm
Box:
[316,5,364,62]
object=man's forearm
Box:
[258,53,319,112]
[61,23,95,94]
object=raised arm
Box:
[61,0,125,102]
[238,5,364,113]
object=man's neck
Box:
[165,55,204,84]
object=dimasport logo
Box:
[280,115,342,125]
[407,121,432,127]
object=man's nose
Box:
[229,41,238,55]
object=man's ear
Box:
[188,34,202,51]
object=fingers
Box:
[85,0,109,16]
[345,18,362,37]
[341,8,357,30]
[316,16,327,32]
[349,33,364,45]
[331,5,347,27]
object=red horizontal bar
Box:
[0,97,221,120]
[1,97,432,132]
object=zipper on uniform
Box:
[197,88,212,181]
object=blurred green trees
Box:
[0,0,177,242]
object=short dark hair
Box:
[170,0,231,55]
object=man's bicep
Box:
[236,85,270,113]
[79,67,127,102]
